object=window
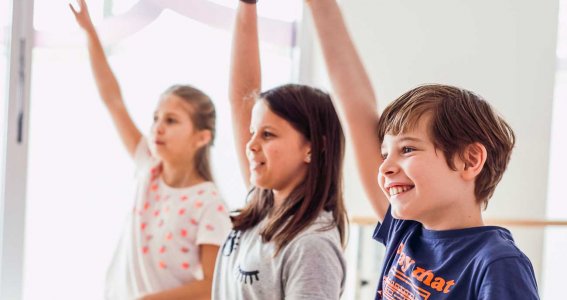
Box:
[21,1,301,299]
[543,0,567,298]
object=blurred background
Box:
[1,0,565,299]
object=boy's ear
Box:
[461,142,487,181]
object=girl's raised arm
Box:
[229,1,261,188]
[70,0,141,158]
[307,0,388,221]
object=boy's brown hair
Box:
[377,84,515,208]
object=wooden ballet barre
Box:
[350,216,567,227]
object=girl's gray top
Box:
[212,211,346,300]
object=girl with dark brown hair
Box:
[211,1,348,299]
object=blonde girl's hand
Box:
[69,0,95,31]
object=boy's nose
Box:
[379,156,398,176]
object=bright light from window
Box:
[557,1,567,60]
[34,0,106,32]
[208,0,302,22]
[112,0,139,15]
[543,1,567,299]
[23,2,296,299]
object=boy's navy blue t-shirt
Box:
[373,206,539,300]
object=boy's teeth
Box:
[389,186,411,196]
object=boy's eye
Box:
[381,153,388,159]
[262,131,274,138]
[153,115,158,122]
[402,146,415,154]
[166,118,177,124]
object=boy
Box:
[373,85,539,299]
[307,0,539,298]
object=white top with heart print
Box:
[105,137,232,300]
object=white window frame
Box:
[0,0,34,299]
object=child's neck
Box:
[272,190,288,211]
[421,202,484,231]
[161,161,204,188]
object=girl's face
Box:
[150,94,209,164]
[246,100,311,198]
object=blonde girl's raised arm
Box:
[229,1,261,188]
[70,0,141,158]
[307,0,388,221]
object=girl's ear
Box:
[304,144,312,164]
[461,142,487,181]
[195,129,213,148]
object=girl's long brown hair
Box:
[231,84,347,255]
[162,85,216,181]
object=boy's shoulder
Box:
[378,212,527,261]
[418,221,529,267]
[460,226,530,266]
[376,209,531,265]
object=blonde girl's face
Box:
[246,100,311,197]
[150,94,207,163]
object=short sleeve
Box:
[478,256,540,300]
[133,137,159,177]
[282,233,346,300]
[373,205,393,245]
[195,199,232,246]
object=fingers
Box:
[69,0,88,15]
[68,2,78,16]
[79,0,88,12]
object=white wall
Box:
[305,0,559,284]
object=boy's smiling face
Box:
[378,114,476,229]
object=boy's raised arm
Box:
[307,0,388,221]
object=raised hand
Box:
[69,0,95,31]
[229,1,261,188]
[307,0,388,220]
[70,0,142,158]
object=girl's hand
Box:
[69,0,95,31]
